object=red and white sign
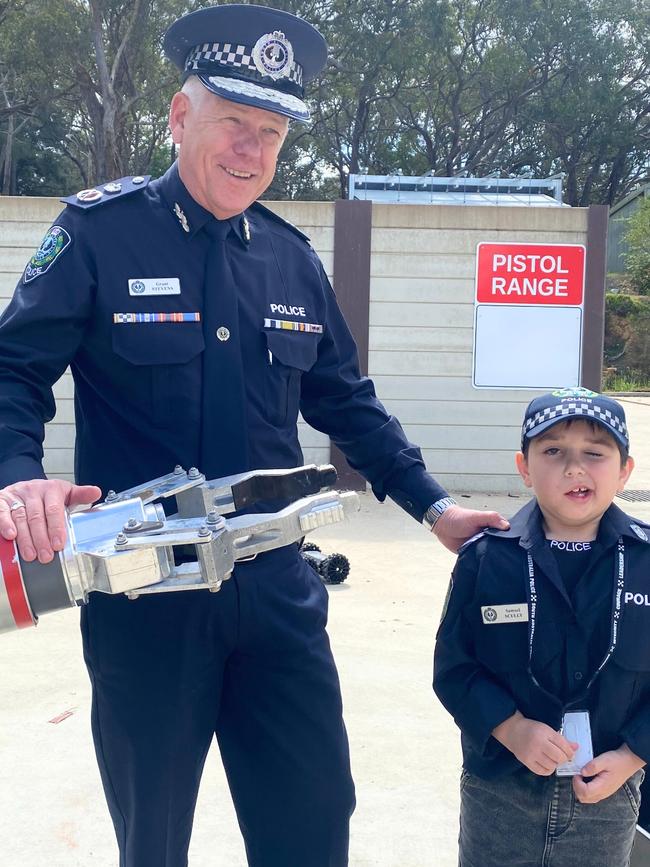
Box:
[476,243,585,305]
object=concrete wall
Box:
[0,196,590,493]
[368,204,589,493]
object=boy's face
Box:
[515,419,634,540]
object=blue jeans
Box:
[459,766,644,867]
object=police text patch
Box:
[481,603,528,624]
[23,226,72,283]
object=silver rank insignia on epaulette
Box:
[77,188,103,203]
[242,214,251,243]
[174,203,190,233]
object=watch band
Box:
[422,497,457,531]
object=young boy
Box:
[434,387,649,867]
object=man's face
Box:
[169,87,289,219]
[515,419,633,540]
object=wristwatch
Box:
[422,497,457,532]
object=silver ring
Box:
[9,500,25,512]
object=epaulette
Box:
[458,531,485,555]
[251,201,312,245]
[61,175,151,210]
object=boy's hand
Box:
[573,744,645,804]
[492,711,577,776]
[433,505,509,553]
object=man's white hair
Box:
[180,76,211,105]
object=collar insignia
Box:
[174,202,190,233]
[630,523,649,542]
[242,215,251,243]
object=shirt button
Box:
[574,671,583,681]
[216,326,230,341]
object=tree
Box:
[624,198,650,296]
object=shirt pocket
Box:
[474,619,530,674]
[111,322,205,429]
[264,329,319,427]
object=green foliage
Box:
[604,292,650,387]
[623,199,650,296]
[605,292,639,317]
[1,0,649,201]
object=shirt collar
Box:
[484,497,650,548]
[157,160,251,246]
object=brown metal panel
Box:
[582,204,608,391]
[329,199,372,490]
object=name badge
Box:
[556,710,593,776]
[129,278,181,296]
[481,603,529,624]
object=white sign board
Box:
[473,305,583,388]
[473,242,586,389]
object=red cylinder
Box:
[0,537,36,632]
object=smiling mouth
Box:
[565,487,591,499]
[222,166,254,180]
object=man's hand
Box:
[573,744,645,804]
[0,479,102,563]
[432,504,509,553]
[492,711,577,776]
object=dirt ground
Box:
[1,395,650,866]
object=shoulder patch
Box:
[458,531,485,555]
[61,175,151,210]
[23,225,72,284]
[251,202,312,245]
[439,576,454,626]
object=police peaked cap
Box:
[521,388,629,451]
[163,3,327,123]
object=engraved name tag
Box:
[481,603,529,624]
[129,277,181,296]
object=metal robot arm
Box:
[0,464,359,634]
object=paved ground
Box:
[2,396,650,866]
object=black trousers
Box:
[81,545,355,867]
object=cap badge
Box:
[551,387,598,398]
[173,202,190,233]
[252,30,294,80]
[132,176,145,185]
[77,188,103,203]
[104,182,122,194]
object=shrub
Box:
[623,198,650,296]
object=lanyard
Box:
[525,538,625,700]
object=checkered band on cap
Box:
[522,400,629,447]
[185,42,304,88]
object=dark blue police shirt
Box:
[434,499,650,778]
[0,162,446,515]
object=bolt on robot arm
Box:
[0,464,359,635]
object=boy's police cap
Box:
[521,387,629,451]
[163,4,327,123]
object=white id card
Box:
[556,710,594,777]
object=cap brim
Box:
[197,74,310,123]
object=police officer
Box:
[0,4,506,865]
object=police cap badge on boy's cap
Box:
[521,387,629,451]
[163,3,327,123]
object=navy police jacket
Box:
[0,162,445,513]
[434,498,650,778]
